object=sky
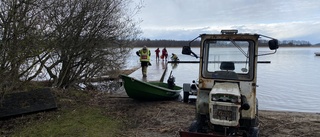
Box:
[131,0,320,44]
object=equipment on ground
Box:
[183,80,198,103]
[180,30,279,137]
[167,71,176,89]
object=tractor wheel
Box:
[183,91,190,103]
[188,114,206,132]
[188,120,200,132]
[248,127,259,137]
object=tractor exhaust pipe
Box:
[241,95,250,110]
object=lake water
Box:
[126,47,320,113]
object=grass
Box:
[13,106,121,137]
[1,88,124,137]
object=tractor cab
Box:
[181,30,278,137]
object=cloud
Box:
[133,0,320,44]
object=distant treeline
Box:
[133,39,318,47]
[132,39,199,47]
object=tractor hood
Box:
[211,82,240,97]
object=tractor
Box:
[180,30,279,137]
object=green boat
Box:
[120,74,182,101]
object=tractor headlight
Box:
[230,98,238,103]
[230,95,240,103]
[211,95,218,101]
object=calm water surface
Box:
[126,47,320,113]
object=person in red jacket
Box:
[155,48,160,61]
[161,47,168,61]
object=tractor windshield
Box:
[202,39,254,81]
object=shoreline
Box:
[101,96,320,137]
[260,109,320,115]
[116,68,320,136]
[0,87,319,136]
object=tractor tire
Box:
[183,91,190,103]
[248,127,259,137]
[189,114,206,133]
[188,120,200,132]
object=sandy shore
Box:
[110,68,320,136]
[102,89,320,137]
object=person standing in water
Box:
[161,47,168,61]
[171,53,179,61]
[136,46,151,77]
[155,47,160,61]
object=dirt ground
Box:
[93,86,320,137]
[1,87,320,137]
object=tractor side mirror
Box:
[268,39,279,50]
[258,39,278,56]
[182,46,192,55]
[182,46,198,58]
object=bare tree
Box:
[40,0,141,88]
[0,0,141,105]
[0,0,47,105]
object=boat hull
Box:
[121,74,182,101]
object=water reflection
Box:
[161,61,165,69]
[155,60,161,69]
[171,63,178,69]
